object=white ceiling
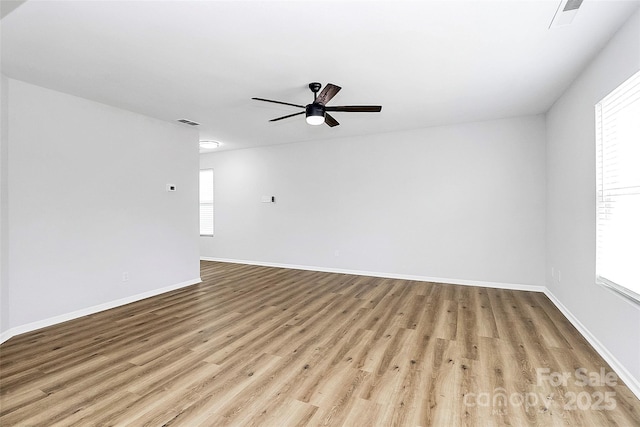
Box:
[2,0,639,152]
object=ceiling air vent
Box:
[177,118,200,126]
[563,0,583,12]
[549,0,584,28]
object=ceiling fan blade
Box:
[324,113,340,127]
[252,97,305,109]
[325,105,382,112]
[269,111,305,122]
[315,83,341,105]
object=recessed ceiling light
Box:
[199,140,220,149]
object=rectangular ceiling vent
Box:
[563,0,583,12]
[177,118,200,126]
[549,0,583,28]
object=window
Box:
[595,69,640,303]
[200,169,214,236]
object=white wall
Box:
[201,115,546,288]
[546,9,640,384]
[1,74,9,336]
[5,79,201,331]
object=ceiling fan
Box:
[252,82,382,127]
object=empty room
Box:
[1,0,639,425]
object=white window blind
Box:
[200,169,214,236]
[595,69,640,303]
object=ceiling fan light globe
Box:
[306,115,325,125]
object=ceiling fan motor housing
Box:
[305,103,325,125]
[305,103,324,117]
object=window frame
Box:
[594,69,640,305]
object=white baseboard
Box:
[0,277,201,345]
[544,289,640,400]
[0,329,12,345]
[200,257,545,292]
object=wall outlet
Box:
[334,249,340,257]
[166,184,176,192]
[122,272,129,282]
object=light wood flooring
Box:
[1,261,639,426]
